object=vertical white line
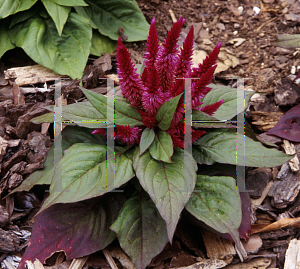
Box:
[106,78,115,192]
[54,79,62,192]
[236,78,249,192]
[184,78,192,192]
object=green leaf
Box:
[19,194,124,268]
[185,175,244,258]
[44,101,107,128]
[81,88,143,127]
[9,13,92,79]
[50,0,88,6]
[0,23,15,58]
[156,93,183,131]
[9,4,39,28]
[41,0,71,36]
[31,112,55,124]
[192,146,215,165]
[10,126,105,194]
[194,131,292,167]
[0,0,37,19]
[75,0,149,42]
[90,30,117,56]
[274,34,300,48]
[38,143,135,213]
[148,130,173,163]
[110,194,168,269]
[133,148,197,242]
[202,84,255,121]
[139,128,155,156]
[192,110,236,128]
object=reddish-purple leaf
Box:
[18,194,125,269]
[267,103,300,142]
[238,192,251,241]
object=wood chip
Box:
[4,65,60,86]
[172,259,227,269]
[251,111,284,132]
[282,139,300,172]
[69,256,89,269]
[201,229,235,264]
[284,238,300,269]
[223,257,271,268]
[103,248,118,269]
[109,246,136,269]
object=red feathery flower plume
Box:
[144,17,159,69]
[155,17,186,93]
[116,37,145,107]
[115,125,142,145]
[196,99,225,116]
[93,18,224,148]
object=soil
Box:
[1,0,300,268]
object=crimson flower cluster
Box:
[93,17,224,148]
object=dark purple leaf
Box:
[18,194,125,269]
[267,103,300,142]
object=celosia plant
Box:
[92,17,224,149]
[15,17,292,269]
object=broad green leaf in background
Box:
[139,128,155,156]
[133,148,197,242]
[0,0,37,19]
[81,88,143,126]
[38,143,134,213]
[274,34,300,48]
[41,0,71,36]
[148,130,173,163]
[202,84,255,121]
[10,126,105,194]
[9,13,92,79]
[9,4,39,28]
[0,23,15,58]
[110,194,168,269]
[75,0,149,42]
[90,29,117,57]
[19,194,124,268]
[194,131,292,167]
[50,0,88,6]
[156,93,183,130]
[185,175,245,260]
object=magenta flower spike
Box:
[191,41,222,78]
[142,66,165,115]
[144,17,159,69]
[197,99,225,115]
[115,125,142,145]
[155,17,186,93]
[192,65,217,108]
[116,37,145,107]
[174,26,194,78]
